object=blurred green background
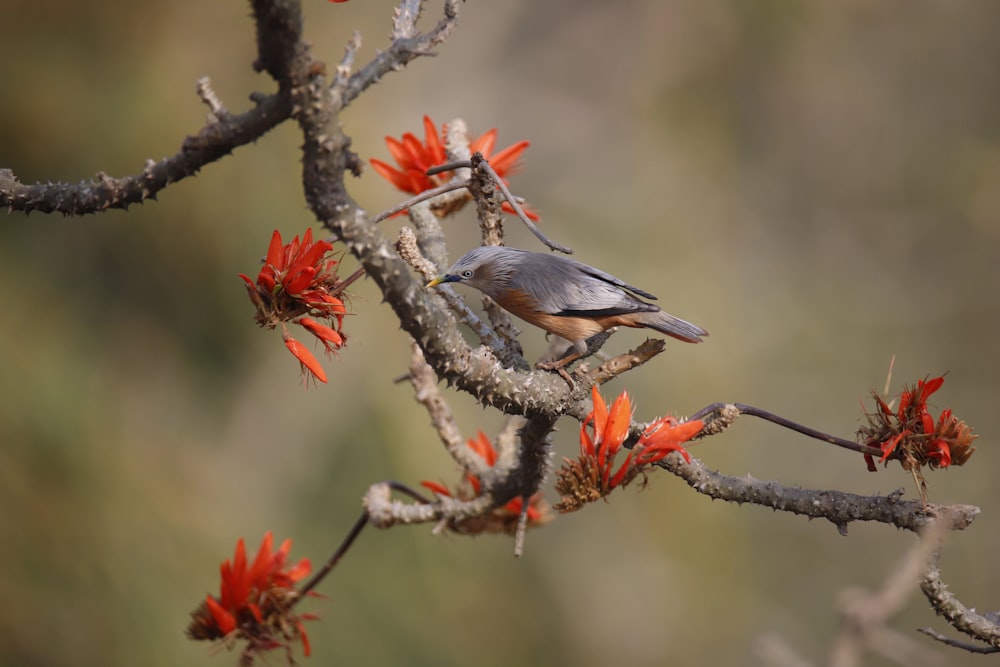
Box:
[1,1,998,665]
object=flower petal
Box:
[420,480,452,497]
[283,333,327,383]
[879,432,904,462]
[602,391,633,460]
[423,115,446,165]
[297,620,312,657]
[637,416,702,465]
[470,128,497,158]
[264,230,285,273]
[384,136,409,166]
[401,133,429,170]
[489,140,530,176]
[247,532,275,591]
[926,439,952,467]
[283,557,312,584]
[590,386,609,444]
[580,419,596,459]
[466,431,497,466]
[298,317,343,350]
[370,158,413,191]
[284,266,317,296]
[295,238,334,273]
[204,595,237,635]
[404,167,435,194]
[608,451,634,489]
[500,200,540,221]
[918,376,945,403]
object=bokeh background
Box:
[1,1,998,665]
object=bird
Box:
[426,246,707,367]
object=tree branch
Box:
[337,0,461,108]
[658,454,980,535]
[920,550,1000,648]
[0,92,290,216]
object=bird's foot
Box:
[535,358,577,389]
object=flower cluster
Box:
[239,229,349,384]
[370,115,538,220]
[188,532,317,666]
[421,430,551,535]
[859,375,976,477]
[554,386,704,512]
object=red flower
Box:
[239,229,350,385]
[859,374,977,502]
[420,430,550,534]
[370,115,538,220]
[188,533,318,665]
[555,386,703,512]
[634,416,704,467]
[860,375,976,470]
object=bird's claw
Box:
[535,359,576,389]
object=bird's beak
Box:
[426,274,457,288]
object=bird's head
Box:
[425,246,519,298]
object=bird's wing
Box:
[573,262,658,301]
[513,255,659,317]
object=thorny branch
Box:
[660,454,979,535]
[920,551,1000,650]
[0,92,291,215]
[2,0,995,660]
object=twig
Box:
[406,198,450,270]
[0,93,290,216]
[340,0,461,108]
[430,156,573,254]
[370,180,470,225]
[294,481,431,604]
[917,627,1000,654]
[494,415,524,472]
[584,338,666,385]
[364,479,495,528]
[690,402,882,456]
[403,340,487,475]
[920,549,1000,648]
[476,153,572,253]
[195,77,230,121]
[330,31,362,95]
[295,513,368,602]
[395,225,440,280]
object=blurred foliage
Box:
[1,1,998,666]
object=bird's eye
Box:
[461,269,473,278]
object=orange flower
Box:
[187,532,318,665]
[555,386,703,512]
[860,375,976,472]
[239,229,350,384]
[633,416,703,467]
[420,430,550,534]
[370,115,538,220]
[859,374,977,504]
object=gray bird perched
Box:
[427,246,707,366]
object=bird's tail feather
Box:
[639,311,708,343]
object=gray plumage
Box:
[430,246,707,353]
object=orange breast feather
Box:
[497,289,605,341]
